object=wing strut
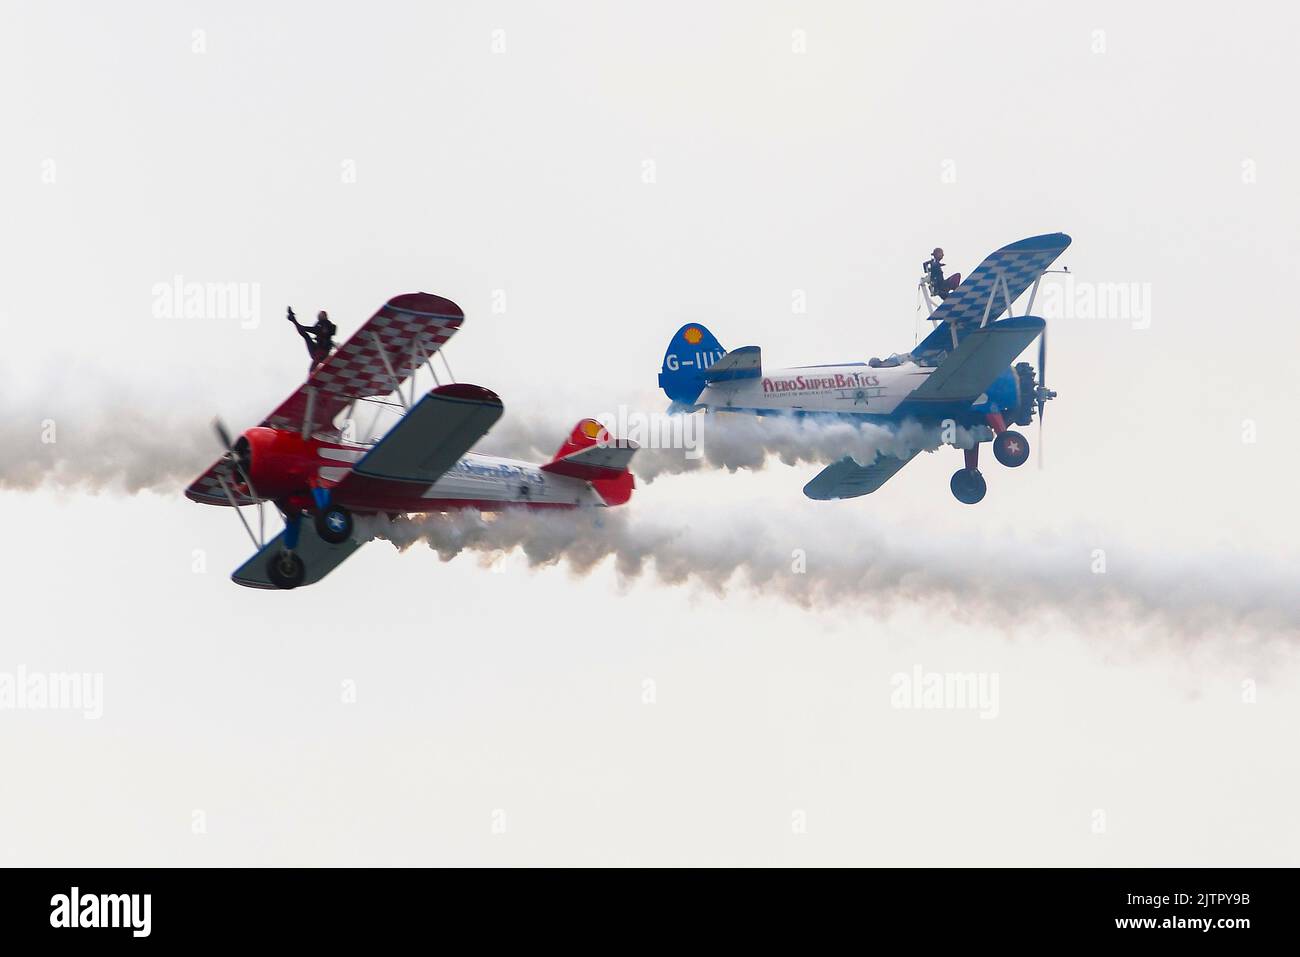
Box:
[216,473,265,549]
[301,387,317,440]
[369,331,409,411]
[979,273,1016,329]
[1024,274,1043,317]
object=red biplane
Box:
[186,293,637,589]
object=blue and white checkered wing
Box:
[914,233,1070,362]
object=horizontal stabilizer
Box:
[541,443,637,480]
[803,452,918,500]
[703,345,761,384]
[541,418,638,480]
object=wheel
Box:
[992,430,1031,468]
[314,505,353,544]
[950,468,987,505]
[267,550,306,589]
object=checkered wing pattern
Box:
[263,293,465,434]
[185,293,465,506]
[914,234,1070,361]
[186,459,258,506]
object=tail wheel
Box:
[267,551,306,589]
[992,430,1031,468]
[314,505,353,544]
[950,468,987,505]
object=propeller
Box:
[212,417,258,500]
[1034,325,1057,469]
[213,418,237,456]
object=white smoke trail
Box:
[3,388,972,492]
[0,400,222,493]
[7,380,1296,656]
[356,508,1300,655]
[476,409,982,481]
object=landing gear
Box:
[314,504,353,545]
[950,444,987,504]
[267,550,305,589]
[992,430,1030,468]
[950,468,987,505]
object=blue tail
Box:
[658,323,726,405]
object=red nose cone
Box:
[242,427,316,498]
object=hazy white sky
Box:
[2,1,1298,865]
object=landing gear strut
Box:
[950,445,986,505]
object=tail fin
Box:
[541,418,637,506]
[658,323,726,405]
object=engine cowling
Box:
[1012,362,1037,427]
[240,427,319,499]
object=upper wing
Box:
[186,292,466,504]
[232,522,363,589]
[895,316,1044,416]
[803,452,919,500]
[263,292,465,437]
[330,383,503,506]
[913,233,1070,363]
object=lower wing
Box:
[894,316,1043,416]
[232,522,362,589]
[331,383,504,504]
[802,451,919,500]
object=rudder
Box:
[658,323,726,405]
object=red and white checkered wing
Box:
[263,292,465,434]
[185,459,259,506]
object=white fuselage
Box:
[697,362,934,416]
[422,451,607,506]
[316,441,608,508]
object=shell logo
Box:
[580,419,604,440]
[683,327,703,345]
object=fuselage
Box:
[691,360,1021,426]
[696,362,931,419]
[233,427,625,515]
